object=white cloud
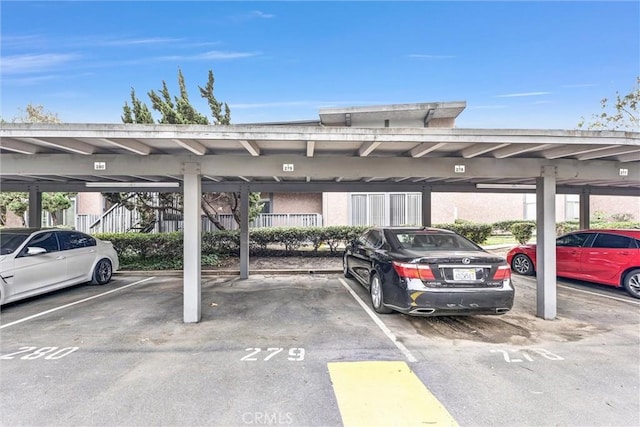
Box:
[1,53,80,74]
[231,100,389,110]
[560,83,596,88]
[97,37,184,47]
[469,105,508,110]
[408,54,455,59]
[157,50,260,61]
[231,101,315,109]
[495,92,551,98]
[250,10,275,19]
[1,74,61,85]
[1,35,46,49]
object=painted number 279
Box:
[241,348,305,362]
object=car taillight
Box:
[392,261,435,280]
[493,265,511,280]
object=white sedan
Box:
[0,228,119,304]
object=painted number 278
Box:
[491,348,564,363]
[1,346,79,360]
[241,347,305,362]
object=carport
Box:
[1,108,639,323]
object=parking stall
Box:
[1,273,638,426]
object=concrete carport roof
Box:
[1,121,639,323]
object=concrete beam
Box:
[421,186,432,226]
[536,166,557,320]
[580,188,591,230]
[183,163,202,323]
[2,154,637,184]
[240,185,250,279]
[28,187,42,228]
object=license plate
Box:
[453,268,476,281]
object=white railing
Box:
[77,211,323,234]
[76,214,101,233]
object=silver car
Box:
[0,228,119,304]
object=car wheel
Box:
[370,274,393,314]
[343,255,353,278]
[91,259,113,285]
[623,269,640,299]
[511,254,534,275]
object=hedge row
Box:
[96,221,639,269]
[97,223,501,260]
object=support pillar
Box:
[239,185,250,279]
[536,166,557,320]
[421,186,432,227]
[579,188,591,230]
[183,163,202,323]
[28,187,42,228]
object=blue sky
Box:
[2,1,638,128]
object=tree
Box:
[0,104,74,226]
[0,192,28,226]
[42,192,74,225]
[579,77,640,131]
[1,103,62,124]
[120,69,261,230]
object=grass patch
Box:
[483,234,519,246]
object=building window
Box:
[524,194,536,220]
[350,193,421,226]
[565,194,579,220]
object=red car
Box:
[506,229,640,299]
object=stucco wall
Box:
[271,192,322,214]
[591,195,640,221]
[322,193,349,225]
[431,193,525,224]
[76,192,103,215]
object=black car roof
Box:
[375,227,456,234]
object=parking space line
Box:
[557,284,640,305]
[338,278,417,363]
[515,276,640,306]
[328,361,458,427]
[0,277,156,329]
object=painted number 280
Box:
[0,346,79,360]
[241,347,305,362]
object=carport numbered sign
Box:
[1,346,79,361]
[241,347,305,362]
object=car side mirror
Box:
[26,247,47,256]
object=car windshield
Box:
[0,232,31,255]
[394,231,480,251]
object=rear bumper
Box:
[386,284,515,316]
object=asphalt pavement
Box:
[1,272,638,426]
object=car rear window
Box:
[591,233,633,249]
[394,231,479,251]
[58,231,96,250]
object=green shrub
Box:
[509,222,536,244]
[433,223,493,244]
[492,220,528,233]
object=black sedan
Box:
[343,227,514,316]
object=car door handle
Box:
[89,249,96,253]
[56,256,66,260]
